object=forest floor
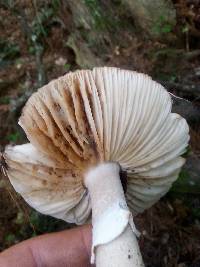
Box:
[0,1,200,266]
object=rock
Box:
[67,33,102,68]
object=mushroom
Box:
[4,67,189,267]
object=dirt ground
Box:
[0,1,200,266]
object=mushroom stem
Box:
[84,162,144,267]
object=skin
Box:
[0,224,93,267]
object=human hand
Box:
[0,224,93,267]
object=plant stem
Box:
[84,162,144,267]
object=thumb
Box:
[0,224,93,267]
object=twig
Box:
[185,50,200,60]
[159,80,200,98]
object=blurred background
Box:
[0,1,200,266]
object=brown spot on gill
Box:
[63,125,84,156]
[9,167,83,194]
[59,83,78,133]
[58,85,86,152]
[31,105,48,132]
[41,90,83,157]
[77,74,102,162]
[91,70,105,161]
[71,77,101,166]
[53,102,61,112]
[36,95,83,168]
[23,123,71,168]
[8,159,83,186]
[71,76,90,137]
[42,180,47,185]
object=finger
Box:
[0,224,93,267]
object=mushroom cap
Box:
[5,67,189,224]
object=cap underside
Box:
[4,67,189,224]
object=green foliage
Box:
[190,206,200,219]
[31,6,57,42]
[84,0,106,30]
[33,8,53,39]
[84,0,120,32]
[152,48,181,59]
[149,48,184,81]
[15,211,25,225]
[152,15,173,35]
[1,0,16,9]
[182,25,189,33]
[5,233,16,244]
[79,0,123,55]
[0,96,10,104]
[29,211,68,234]
[152,71,177,83]
[6,132,21,142]
[0,39,20,62]
[64,63,71,71]
[51,0,61,11]
[28,1,61,55]
[2,210,68,245]
[177,169,190,180]
[171,169,200,194]
[28,43,43,55]
[182,146,191,158]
